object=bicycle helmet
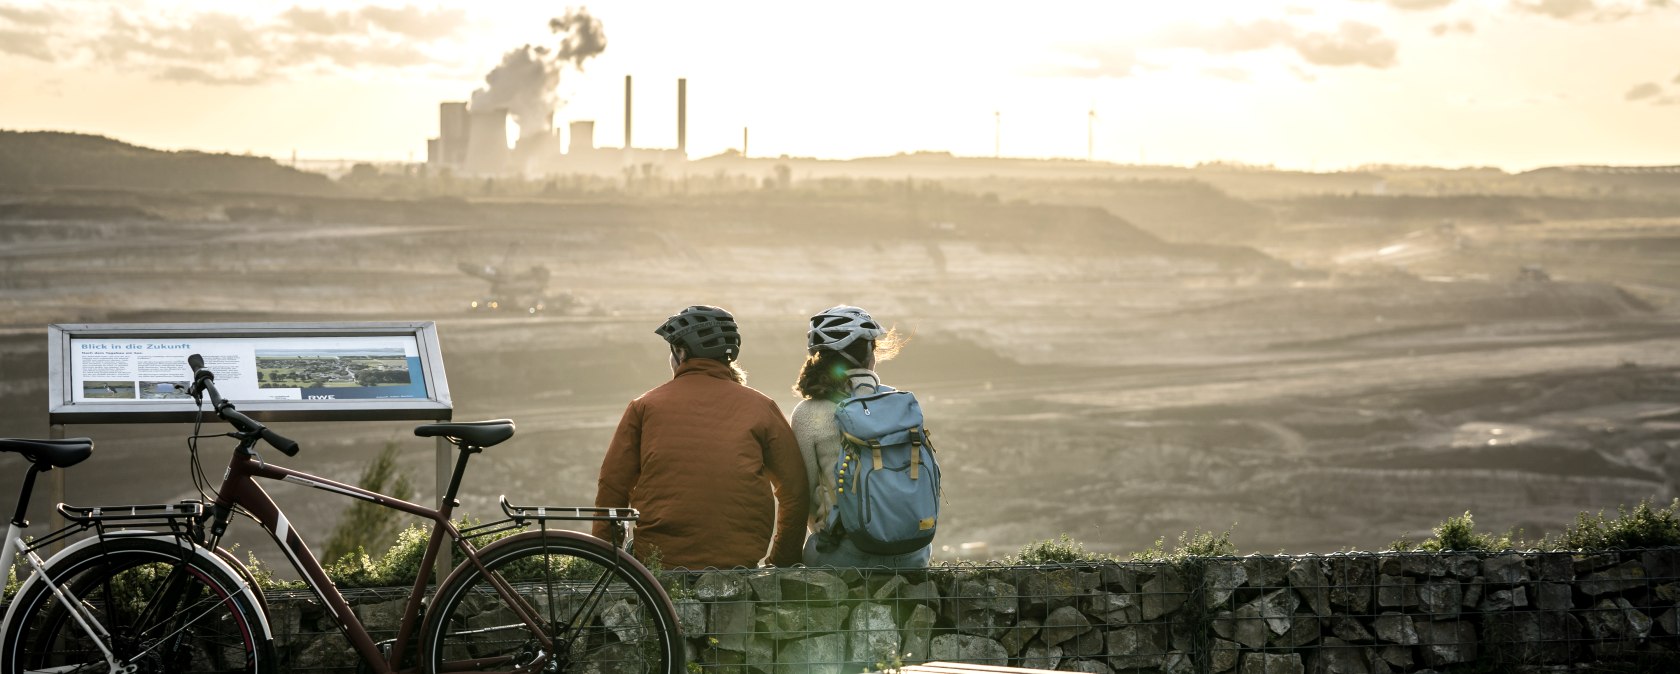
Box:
[807,305,885,364]
[655,305,742,362]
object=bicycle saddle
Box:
[0,438,93,468]
[414,419,515,448]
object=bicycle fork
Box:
[3,524,130,674]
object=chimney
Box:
[569,121,596,154]
[742,126,749,159]
[677,78,687,157]
[623,75,633,150]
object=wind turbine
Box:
[1087,104,1097,162]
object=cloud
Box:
[1355,0,1455,9]
[1291,21,1398,68]
[1513,0,1602,18]
[1048,44,1140,78]
[1673,71,1680,84]
[1625,82,1662,100]
[1430,20,1477,35]
[1157,19,1399,69]
[1202,65,1252,82]
[1510,0,1676,20]
[0,2,470,84]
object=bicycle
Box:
[0,354,682,674]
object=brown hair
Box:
[792,328,904,400]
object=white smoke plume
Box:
[470,7,605,140]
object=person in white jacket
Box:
[790,305,931,568]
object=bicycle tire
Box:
[421,531,682,674]
[0,536,271,674]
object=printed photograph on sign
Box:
[256,348,413,389]
[82,380,135,399]
[139,380,193,400]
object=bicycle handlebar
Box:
[187,354,300,457]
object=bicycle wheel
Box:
[422,531,681,674]
[1,536,270,674]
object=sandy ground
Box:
[0,189,1676,570]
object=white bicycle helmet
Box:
[807,305,884,364]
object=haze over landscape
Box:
[2,0,1679,568]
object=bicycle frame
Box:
[207,438,547,674]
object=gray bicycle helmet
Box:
[655,305,742,362]
[807,305,885,364]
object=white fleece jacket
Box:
[790,368,881,534]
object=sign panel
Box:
[50,323,452,423]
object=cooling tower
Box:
[465,107,510,174]
[569,121,596,154]
[438,102,469,168]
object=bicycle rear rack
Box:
[35,500,208,550]
[455,496,641,550]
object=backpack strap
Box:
[869,440,883,470]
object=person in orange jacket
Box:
[593,305,810,569]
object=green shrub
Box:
[1131,525,1238,562]
[322,440,414,564]
[1008,534,1113,564]
[1397,511,1518,552]
[1554,499,1680,550]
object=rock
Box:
[870,574,908,601]
[604,600,651,645]
[352,597,406,631]
[1373,644,1412,670]
[1376,575,1417,609]
[848,602,900,664]
[1244,556,1290,589]
[1162,650,1196,674]
[948,577,1019,639]
[1066,628,1105,657]
[755,604,846,640]
[1021,641,1062,670]
[1041,606,1092,646]
[1206,561,1249,609]
[901,604,937,663]
[708,601,756,651]
[1105,623,1168,670]
[775,633,845,674]
[1644,549,1680,580]
[1460,578,1482,608]
[673,598,707,634]
[1572,552,1617,574]
[1661,608,1679,636]
[1020,570,1083,618]
[1535,554,1574,582]
[1142,568,1188,620]
[1618,597,1654,639]
[1478,586,1527,613]
[1081,591,1140,624]
[1271,612,1321,648]
[1000,618,1041,656]
[1373,612,1419,645]
[1533,582,1572,611]
[1480,554,1528,586]
[1417,580,1461,618]
[1399,555,1430,578]
[1415,619,1476,667]
[1442,555,1479,580]
[1331,616,1374,643]
[1100,564,1140,593]
[930,634,1008,664]
[1289,559,1331,617]
[903,580,940,607]
[1579,561,1647,596]
[1239,652,1304,674]
[1377,556,1402,577]
[1225,604,1268,649]
[1657,582,1680,603]
[1210,638,1240,673]
[1327,557,1375,613]
[1254,588,1302,635]
[695,571,749,601]
[1309,637,1370,674]
[1481,611,1579,665]
[779,569,849,604]
[746,570,783,602]
[1058,658,1112,674]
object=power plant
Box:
[427,75,689,177]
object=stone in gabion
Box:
[673,598,706,634]
[903,580,940,607]
[746,570,782,603]
[1580,597,1653,640]
[1414,618,1477,667]
[1239,652,1304,674]
[1660,608,1679,636]
[1441,554,1478,579]
[1376,574,1418,609]
[1373,612,1419,645]
[1481,554,1528,586]
[1041,605,1092,646]
[775,633,845,674]
[1100,563,1140,593]
[1021,641,1062,670]
[1533,582,1571,611]
[869,574,908,601]
[1481,610,1579,665]
[1327,557,1375,613]
[1289,559,1331,617]
[1225,603,1268,649]
[1579,561,1647,596]
[930,634,1008,664]
[778,569,849,604]
[708,601,756,651]
[1066,627,1105,658]
[1272,612,1321,648]
[1060,658,1113,674]
[695,571,750,601]
[1142,568,1187,621]
[1478,586,1527,613]
[946,578,1018,617]
[1020,569,1083,618]
[1644,549,1680,581]
[1374,644,1413,671]
[1417,580,1461,618]
[1081,590,1140,625]
[1309,637,1370,674]
[755,604,847,640]
[1572,552,1617,573]
[1162,650,1195,674]
[1331,616,1374,643]
[1243,556,1290,589]
[1535,554,1573,582]
[351,597,406,629]
[1252,588,1301,635]
[1657,582,1680,603]
[1205,561,1249,609]
[1105,623,1168,670]
[1000,618,1041,656]
[604,600,650,643]
[848,602,900,664]
[1210,638,1240,673]
[901,604,937,664]
[1459,578,1482,608]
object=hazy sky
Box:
[1,0,1677,170]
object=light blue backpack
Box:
[826,382,940,555]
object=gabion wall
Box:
[267,548,1678,673]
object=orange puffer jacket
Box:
[593,358,810,569]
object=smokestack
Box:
[677,78,687,157]
[742,126,748,159]
[624,75,633,149]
